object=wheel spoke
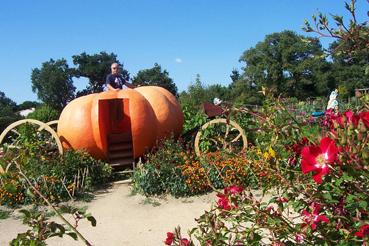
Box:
[10,129,20,135]
[231,133,242,143]
[224,124,230,139]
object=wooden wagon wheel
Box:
[38,120,59,131]
[0,119,63,155]
[194,118,247,157]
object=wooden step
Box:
[108,151,133,160]
[108,143,132,152]
[108,133,132,144]
[109,159,135,167]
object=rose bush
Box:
[166,96,369,245]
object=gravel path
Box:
[0,182,215,246]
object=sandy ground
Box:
[0,182,216,246]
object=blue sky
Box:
[0,0,367,104]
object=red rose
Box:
[355,224,369,238]
[164,232,174,245]
[359,111,369,128]
[301,137,338,184]
[344,110,359,128]
[216,194,232,210]
[301,203,329,230]
[180,238,190,246]
[224,185,244,195]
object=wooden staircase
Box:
[107,132,134,170]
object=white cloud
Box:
[175,58,182,63]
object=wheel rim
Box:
[194,118,247,157]
[0,119,63,155]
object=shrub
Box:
[132,138,255,197]
[132,138,190,197]
[27,104,59,122]
[0,127,112,206]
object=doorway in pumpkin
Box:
[98,98,134,169]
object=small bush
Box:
[132,137,255,197]
[132,138,190,197]
[0,147,112,206]
[27,105,59,122]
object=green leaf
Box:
[4,183,17,193]
[359,201,367,209]
[332,15,343,25]
[26,188,35,198]
[67,232,78,241]
[323,192,332,201]
[87,216,97,227]
[346,194,356,203]
[19,209,31,218]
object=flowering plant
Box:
[167,101,369,245]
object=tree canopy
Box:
[0,90,17,110]
[132,63,178,96]
[239,30,334,99]
[31,59,75,111]
[0,91,21,132]
[16,101,41,111]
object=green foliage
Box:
[0,91,22,132]
[182,105,207,134]
[72,52,129,96]
[230,68,241,83]
[10,206,96,246]
[329,40,369,97]
[0,209,11,220]
[239,30,333,99]
[229,79,262,105]
[0,125,112,206]
[0,106,22,133]
[179,74,231,110]
[132,63,178,96]
[0,90,17,110]
[132,138,190,197]
[27,105,59,122]
[303,0,369,97]
[16,101,41,111]
[303,0,368,58]
[31,59,75,111]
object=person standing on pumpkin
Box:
[105,63,135,91]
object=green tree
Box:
[230,69,241,84]
[330,40,369,97]
[179,74,230,110]
[179,74,208,110]
[229,79,262,106]
[132,63,178,96]
[303,0,369,98]
[0,91,21,132]
[0,91,17,110]
[239,30,333,99]
[31,59,75,111]
[16,101,41,111]
[72,52,129,96]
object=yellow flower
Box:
[268,147,276,158]
[263,152,270,159]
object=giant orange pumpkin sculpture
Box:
[57,86,183,166]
